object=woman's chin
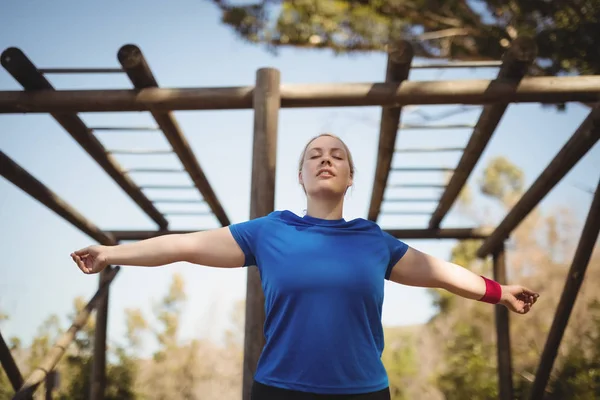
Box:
[306,183,346,199]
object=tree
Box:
[212,0,600,76]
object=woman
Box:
[71,133,539,399]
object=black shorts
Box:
[251,381,391,400]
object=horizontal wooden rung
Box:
[163,211,213,216]
[387,183,447,188]
[90,126,160,131]
[152,199,204,204]
[411,60,502,69]
[39,68,124,74]
[107,149,173,155]
[399,124,475,130]
[384,198,439,203]
[395,147,464,153]
[140,184,195,190]
[124,168,185,173]
[392,167,455,172]
[380,211,432,215]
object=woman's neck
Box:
[305,196,345,220]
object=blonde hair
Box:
[298,133,355,177]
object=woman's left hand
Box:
[500,285,539,314]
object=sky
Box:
[0,1,598,358]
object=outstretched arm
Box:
[71,227,246,274]
[388,247,539,314]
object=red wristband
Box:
[479,276,502,304]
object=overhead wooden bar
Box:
[0,47,168,230]
[399,123,475,130]
[124,167,185,173]
[395,147,464,153]
[12,266,120,400]
[388,183,446,188]
[0,329,24,392]
[107,227,490,241]
[477,106,600,257]
[117,44,231,227]
[0,150,116,246]
[384,198,439,203]
[243,68,280,400]
[429,38,537,229]
[529,179,600,400]
[107,148,173,155]
[386,227,491,239]
[411,60,502,69]
[368,41,414,222]
[90,126,160,131]
[392,167,454,172]
[1,75,600,113]
[39,67,124,74]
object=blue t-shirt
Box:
[228,210,409,394]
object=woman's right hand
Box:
[71,245,110,274]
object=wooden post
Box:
[90,269,110,400]
[242,68,280,400]
[45,371,58,400]
[493,244,513,400]
[529,178,600,399]
[367,41,414,221]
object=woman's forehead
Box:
[307,136,345,151]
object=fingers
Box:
[520,286,540,298]
[71,253,89,274]
[72,247,90,257]
[71,253,95,274]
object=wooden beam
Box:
[107,227,490,241]
[12,266,120,400]
[477,106,600,257]
[1,76,600,113]
[243,68,280,400]
[0,329,24,392]
[117,44,230,226]
[529,179,600,399]
[0,47,168,230]
[367,41,414,222]
[429,38,537,229]
[0,150,116,246]
[493,244,513,400]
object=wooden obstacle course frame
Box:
[0,39,598,400]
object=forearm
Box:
[434,260,488,300]
[389,247,489,300]
[105,234,189,267]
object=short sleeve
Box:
[382,231,409,279]
[228,216,268,267]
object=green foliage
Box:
[544,299,600,399]
[212,0,600,76]
[154,273,186,355]
[436,322,498,400]
[382,331,417,400]
[479,156,524,205]
[0,369,11,400]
